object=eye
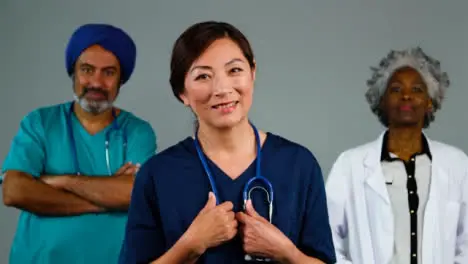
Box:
[389,85,401,93]
[412,86,423,92]
[195,73,210,81]
[230,67,243,74]
[104,69,116,77]
[80,66,93,74]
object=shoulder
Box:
[139,137,195,176]
[430,139,468,163]
[119,110,156,140]
[20,102,70,130]
[341,140,376,158]
[325,140,379,186]
[428,139,468,201]
[119,110,154,132]
[267,132,317,158]
[147,137,194,164]
[265,132,322,173]
[332,139,377,166]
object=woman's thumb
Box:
[202,192,217,211]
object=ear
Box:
[179,93,190,106]
[251,60,257,82]
[427,99,433,112]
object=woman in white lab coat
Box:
[326,47,468,264]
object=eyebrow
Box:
[190,58,245,73]
[79,63,118,71]
[389,78,426,84]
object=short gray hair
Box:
[365,47,450,128]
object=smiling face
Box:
[380,66,433,128]
[179,37,256,130]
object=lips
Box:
[399,105,413,111]
[86,91,107,100]
[212,101,238,109]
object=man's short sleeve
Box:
[2,110,46,178]
[126,121,157,167]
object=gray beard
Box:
[73,94,113,115]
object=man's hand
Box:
[114,162,140,176]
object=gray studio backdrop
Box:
[1,0,466,262]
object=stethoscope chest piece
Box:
[194,122,274,262]
[242,176,274,263]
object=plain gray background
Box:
[1,0,467,262]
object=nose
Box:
[88,71,105,88]
[401,88,412,101]
[213,74,233,97]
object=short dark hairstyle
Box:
[169,21,256,102]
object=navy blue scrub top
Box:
[119,132,336,264]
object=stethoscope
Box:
[194,122,274,262]
[67,102,127,176]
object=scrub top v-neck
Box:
[119,132,336,264]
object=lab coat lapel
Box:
[421,136,443,264]
[363,132,394,263]
[363,133,390,205]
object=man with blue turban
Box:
[1,23,157,264]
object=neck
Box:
[73,102,114,134]
[196,118,255,155]
[386,126,423,159]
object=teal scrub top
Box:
[2,102,157,264]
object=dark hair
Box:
[169,21,256,102]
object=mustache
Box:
[81,87,109,98]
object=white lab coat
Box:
[326,132,468,264]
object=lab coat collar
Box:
[380,130,432,161]
[362,130,434,204]
[364,130,434,168]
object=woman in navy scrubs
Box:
[119,21,336,264]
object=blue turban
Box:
[65,23,137,84]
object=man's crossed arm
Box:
[2,162,139,216]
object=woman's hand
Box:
[183,192,238,255]
[236,200,296,262]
